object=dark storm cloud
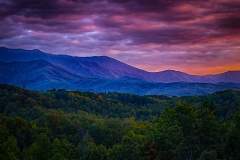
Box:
[0,0,61,18]
[123,28,206,45]
[111,0,180,12]
[0,0,239,74]
[217,16,240,30]
[0,0,123,19]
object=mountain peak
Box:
[91,55,111,59]
[156,70,189,76]
[159,70,184,73]
[88,55,119,62]
[31,49,42,53]
[223,70,240,74]
[0,47,239,83]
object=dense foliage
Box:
[0,84,240,160]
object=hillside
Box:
[1,84,239,119]
[0,84,240,160]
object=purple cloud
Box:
[0,0,239,74]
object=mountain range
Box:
[0,47,240,96]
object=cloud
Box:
[0,0,239,74]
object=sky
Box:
[0,0,240,75]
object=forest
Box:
[0,84,240,160]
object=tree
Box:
[0,125,20,160]
[50,138,75,160]
[25,133,51,160]
[225,112,240,160]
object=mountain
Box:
[0,47,240,96]
[211,71,240,83]
[0,47,148,80]
[1,47,240,83]
[75,79,240,96]
[0,60,83,89]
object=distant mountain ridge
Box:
[0,47,239,83]
[0,47,239,96]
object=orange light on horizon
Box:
[136,64,240,75]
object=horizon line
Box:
[0,46,239,76]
